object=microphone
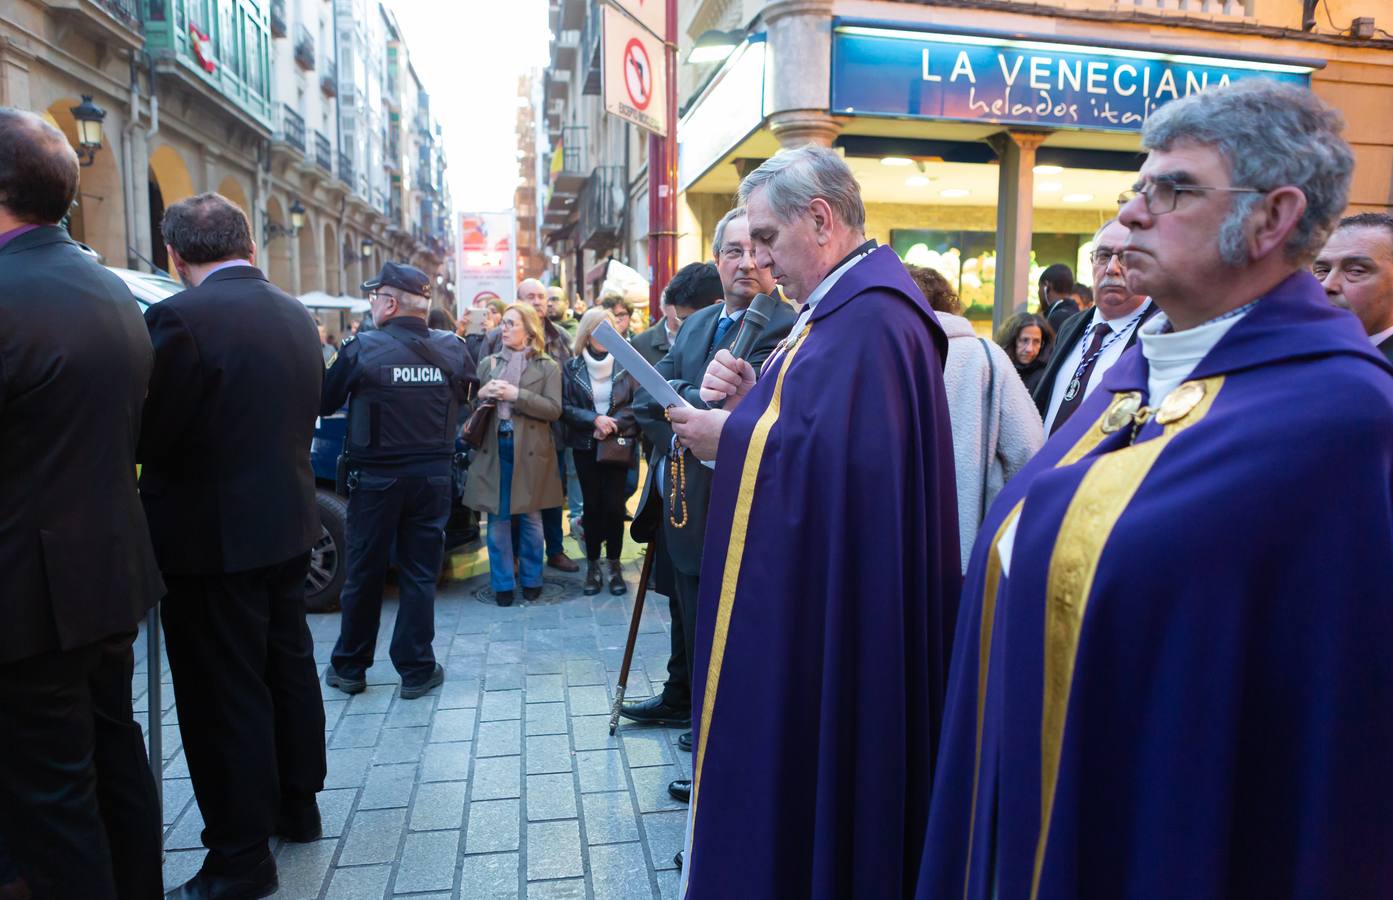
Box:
[726,292,778,361]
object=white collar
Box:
[719,302,746,322]
[799,244,873,312]
[1371,324,1393,347]
[1090,299,1151,335]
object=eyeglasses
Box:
[367,291,390,303]
[1090,248,1122,266]
[1118,180,1264,216]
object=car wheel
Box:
[306,489,348,613]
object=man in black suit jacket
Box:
[624,210,795,791]
[141,193,327,900]
[1315,212,1393,362]
[0,108,164,900]
[1034,219,1160,435]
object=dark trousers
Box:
[162,554,326,874]
[0,632,162,899]
[572,445,629,560]
[541,448,567,557]
[333,471,451,684]
[661,569,701,711]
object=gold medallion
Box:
[1100,392,1143,433]
[1155,380,1207,425]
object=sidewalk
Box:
[136,549,691,900]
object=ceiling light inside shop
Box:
[1037,181,1063,193]
[1034,165,1064,175]
[906,176,930,187]
[881,156,914,167]
[1063,193,1095,203]
[940,188,971,198]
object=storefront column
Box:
[769,111,843,148]
[987,129,1050,332]
[764,0,836,148]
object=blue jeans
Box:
[487,432,544,592]
[541,448,567,557]
[565,448,584,523]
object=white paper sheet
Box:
[594,321,691,411]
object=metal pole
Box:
[146,604,162,809]
[646,0,679,320]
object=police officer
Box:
[321,262,477,700]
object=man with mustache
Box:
[1034,217,1159,435]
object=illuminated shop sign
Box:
[830,22,1318,132]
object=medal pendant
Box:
[1063,377,1080,402]
[1155,380,1206,425]
[1101,392,1144,433]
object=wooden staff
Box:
[610,542,657,735]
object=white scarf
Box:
[583,348,614,414]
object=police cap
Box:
[362,262,432,299]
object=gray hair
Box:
[711,207,746,255]
[383,285,430,314]
[1141,79,1354,267]
[737,145,865,230]
[1092,217,1120,245]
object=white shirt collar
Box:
[204,259,254,278]
[719,302,746,322]
[799,244,873,313]
[1371,324,1393,347]
[1091,299,1151,334]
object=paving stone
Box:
[410,779,468,832]
[524,652,565,675]
[575,749,627,794]
[480,689,523,721]
[525,773,577,821]
[384,693,437,727]
[564,658,606,685]
[486,640,524,665]
[486,663,525,691]
[162,777,194,826]
[524,702,568,736]
[322,698,348,731]
[464,798,520,853]
[338,807,407,866]
[393,830,460,893]
[269,838,337,898]
[359,762,417,810]
[164,802,204,850]
[630,766,687,813]
[641,811,688,871]
[430,706,478,743]
[162,849,204,891]
[363,666,401,686]
[319,787,357,839]
[581,791,641,845]
[438,678,481,710]
[324,864,392,900]
[324,746,374,789]
[330,713,385,748]
[374,726,428,765]
[525,820,583,881]
[570,715,621,751]
[476,719,522,758]
[589,841,657,900]
[347,684,397,714]
[524,673,564,703]
[622,730,675,768]
[525,734,573,775]
[528,879,587,899]
[656,868,682,900]
[419,740,472,783]
[471,754,521,800]
[461,852,520,899]
[567,684,610,717]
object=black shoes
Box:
[496,589,515,607]
[523,585,543,601]
[675,850,683,870]
[607,559,626,595]
[677,731,692,752]
[668,779,691,802]
[583,561,604,596]
[164,856,277,900]
[400,663,445,700]
[325,667,365,695]
[618,695,691,727]
[275,798,322,843]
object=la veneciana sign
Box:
[831,23,1317,132]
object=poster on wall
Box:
[457,211,516,313]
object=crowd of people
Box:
[4,74,1393,900]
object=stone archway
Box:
[43,99,124,265]
[323,220,342,296]
[216,176,250,217]
[264,195,294,291]
[149,143,196,275]
[298,210,320,294]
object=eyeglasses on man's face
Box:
[1118,178,1264,216]
[1090,248,1123,266]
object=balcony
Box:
[278,104,305,152]
[581,2,601,95]
[339,151,354,187]
[315,131,333,172]
[543,125,587,232]
[577,165,623,251]
[551,29,579,73]
[294,24,315,71]
[270,0,287,37]
[142,0,273,129]
[320,59,337,97]
[49,0,143,47]
[559,0,585,31]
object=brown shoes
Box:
[546,553,579,573]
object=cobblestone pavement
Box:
[136,556,691,899]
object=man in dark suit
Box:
[1034,218,1160,435]
[141,193,327,900]
[631,265,722,368]
[625,209,795,799]
[1315,212,1393,362]
[1040,262,1079,333]
[0,108,164,900]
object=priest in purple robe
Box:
[918,81,1393,900]
[668,145,961,898]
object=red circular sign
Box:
[623,37,652,111]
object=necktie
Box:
[1050,322,1112,435]
[709,316,735,357]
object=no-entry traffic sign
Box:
[603,4,666,136]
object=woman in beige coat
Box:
[463,303,564,605]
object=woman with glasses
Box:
[996,311,1055,392]
[463,304,564,606]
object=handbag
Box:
[596,433,637,467]
[461,400,497,449]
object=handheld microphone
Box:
[726,292,778,361]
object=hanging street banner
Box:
[603,4,667,136]
[611,0,665,41]
[456,211,516,313]
[830,21,1318,133]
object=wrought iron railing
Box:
[314,131,333,171]
[294,24,315,70]
[280,104,305,152]
[270,0,287,37]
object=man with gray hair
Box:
[919,80,1393,900]
[667,146,961,896]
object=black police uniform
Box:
[321,267,477,691]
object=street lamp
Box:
[686,29,743,65]
[69,95,107,167]
[360,237,373,259]
[265,199,306,242]
[289,200,305,231]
